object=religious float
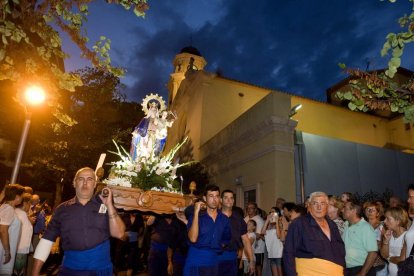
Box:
[96,93,196,214]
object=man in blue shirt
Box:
[31,167,125,276]
[283,191,345,276]
[184,185,231,276]
[218,189,255,275]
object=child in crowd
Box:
[242,220,257,275]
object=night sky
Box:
[63,0,414,103]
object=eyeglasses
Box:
[365,208,377,213]
[247,207,256,210]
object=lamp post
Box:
[10,85,45,184]
[289,104,304,203]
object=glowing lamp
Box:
[24,85,46,106]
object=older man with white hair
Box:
[283,191,346,276]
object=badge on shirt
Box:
[99,204,107,214]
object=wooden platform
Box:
[97,184,194,214]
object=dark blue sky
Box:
[63,0,414,103]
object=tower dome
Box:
[180,46,202,57]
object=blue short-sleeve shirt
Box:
[42,195,110,251]
[187,208,231,252]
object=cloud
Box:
[65,0,414,103]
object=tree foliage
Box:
[12,67,143,201]
[0,0,149,125]
[336,0,414,122]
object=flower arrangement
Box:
[103,137,194,193]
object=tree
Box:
[336,0,414,122]
[0,0,149,125]
[13,67,143,202]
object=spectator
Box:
[261,207,283,276]
[29,195,46,247]
[389,196,403,208]
[406,184,414,259]
[31,167,125,275]
[381,207,409,276]
[0,184,25,275]
[242,220,257,276]
[281,202,296,222]
[244,202,265,276]
[290,204,306,221]
[26,194,46,274]
[341,192,353,203]
[328,196,345,236]
[275,198,285,211]
[14,192,33,276]
[23,186,33,195]
[343,201,378,276]
[280,202,296,241]
[364,202,387,275]
[283,191,345,276]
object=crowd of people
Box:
[1,167,414,276]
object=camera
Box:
[101,188,109,197]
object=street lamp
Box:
[289,104,303,118]
[10,85,46,184]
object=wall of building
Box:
[297,132,414,199]
[201,92,297,210]
[200,77,270,146]
[386,117,414,153]
[291,96,414,152]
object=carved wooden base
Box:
[97,183,194,214]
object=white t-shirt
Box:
[0,204,22,274]
[388,231,407,276]
[15,208,33,254]
[244,215,265,253]
[405,221,414,257]
[265,228,283,258]
[242,232,256,261]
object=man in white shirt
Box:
[244,202,264,276]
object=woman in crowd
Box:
[0,184,25,275]
[380,206,408,276]
[327,196,345,236]
[364,202,387,275]
[261,207,283,276]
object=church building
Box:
[165,46,414,210]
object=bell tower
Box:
[167,46,207,105]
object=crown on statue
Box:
[141,93,166,115]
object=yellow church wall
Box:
[201,92,297,209]
[211,129,296,210]
[291,96,393,148]
[199,77,270,146]
[386,117,414,152]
